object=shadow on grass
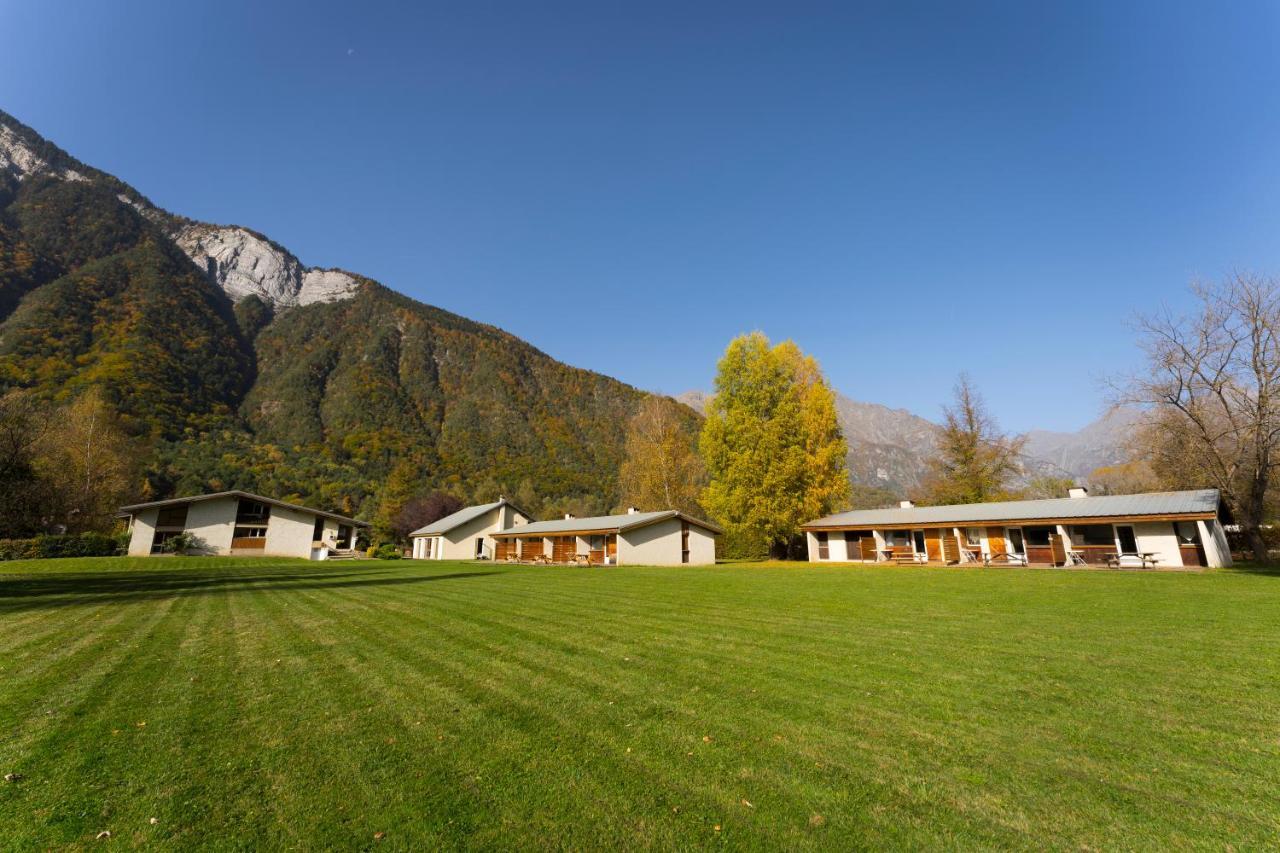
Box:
[0,567,506,614]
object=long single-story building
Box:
[119,491,368,559]
[409,497,533,560]
[802,488,1232,569]
[486,508,721,566]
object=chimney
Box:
[1068,486,1089,499]
[627,507,639,515]
[899,500,915,509]
[564,513,575,520]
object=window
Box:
[913,530,927,553]
[1116,525,1138,555]
[475,538,485,558]
[233,526,267,539]
[965,528,982,546]
[1008,528,1025,554]
[1025,526,1054,547]
[889,529,911,546]
[156,505,189,529]
[313,517,325,542]
[1073,525,1114,546]
[150,529,183,554]
[236,499,270,524]
[681,521,691,564]
[1175,522,1201,545]
[816,531,829,559]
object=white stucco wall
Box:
[412,503,531,560]
[1129,521,1182,568]
[617,517,715,565]
[1199,519,1232,568]
[127,507,160,556]
[263,505,319,559]
[184,497,237,555]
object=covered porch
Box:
[494,532,618,565]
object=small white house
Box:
[119,491,368,560]
[409,498,533,560]
[802,488,1231,569]
[492,508,721,566]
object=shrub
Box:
[373,543,402,560]
[0,531,126,561]
[162,531,205,555]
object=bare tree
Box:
[1119,274,1280,562]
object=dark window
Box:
[236,499,270,524]
[1073,525,1114,546]
[1116,525,1138,554]
[816,531,829,559]
[156,505,189,529]
[233,526,267,539]
[313,517,325,542]
[1025,526,1054,547]
[913,530,927,552]
[681,521,691,563]
[1008,528,1026,553]
[150,530,182,554]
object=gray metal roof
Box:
[501,510,723,536]
[411,500,507,537]
[118,490,367,526]
[804,489,1221,529]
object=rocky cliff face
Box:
[174,224,360,308]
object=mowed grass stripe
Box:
[1,557,1278,849]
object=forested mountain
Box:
[0,110,695,523]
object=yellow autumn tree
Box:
[699,332,849,558]
[616,396,705,516]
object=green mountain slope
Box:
[0,109,695,523]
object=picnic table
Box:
[574,553,592,566]
[1106,552,1160,569]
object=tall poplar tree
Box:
[700,332,849,558]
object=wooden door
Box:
[925,531,942,562]
[495,538,512,560]
[522,538,543,559]
[986,527,1007,556]
[859,535,877,560]
[552,536,575,562]
[1049,534,1067,566]
[606,534,618,563]
[942,535,960,564]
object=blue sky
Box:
[3,1,1278,432]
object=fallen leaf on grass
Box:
[809,814,826,828]
[714,824,721,832]
[741,799,753,809]
[96,830,111,839]
[702,736,712,743]
[373,831,386,841]
[149,818,159,826]
[3,773,22,783]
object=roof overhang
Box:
[118,490,368,527]
[802,511,1217,532]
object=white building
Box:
[409,498,533,560]
[119,491,368,560]
[802,488,1231,569]
[490,508,720,566]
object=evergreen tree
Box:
[922,374,1025,505]
[700,332,849,558]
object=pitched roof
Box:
[410,498,529,537]
[499,510,722,536]
[804,489,1221,530]
[118,490,367,526]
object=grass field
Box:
[1,557,1278,849]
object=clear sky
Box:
[3,1,1278,432]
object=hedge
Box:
[0,532,127,561]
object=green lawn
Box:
[1,558,1278,849]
